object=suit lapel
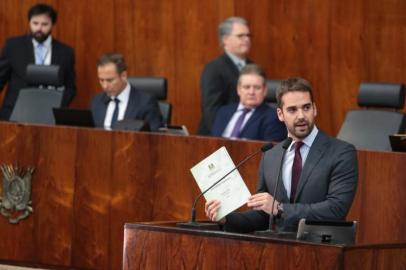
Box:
[294,131,329,202]
[124,87,139,119]
[221,53,239,78]
[267,144,290,202]
[23,36,35,65]
[51,40,59,64]
[239,103,265,135]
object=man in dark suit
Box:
[91,53,161,131]
[205,77,358,232]
[198,17,254,135]
[0,3,76,120]
[211,64,286,142]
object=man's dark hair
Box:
[28,3,58,24]
[276,77,314,108]
[97,53,127,74]
[238,64,267,85]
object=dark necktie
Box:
[110,98,120,127]
[230,108,251,138]
[290,141,304,203]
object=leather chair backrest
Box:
[127,77,172,125]
[358,82,405,108]
[337,82,406,151]
[265,80,281,108]
[26,64,64,87]
[127,77,167,100]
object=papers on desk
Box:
[190,146,251,221]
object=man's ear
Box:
[277,108,284,122]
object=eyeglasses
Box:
[229,33,252,39]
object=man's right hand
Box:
[205,199,226,224]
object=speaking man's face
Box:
[277,91,317,141]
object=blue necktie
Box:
[230,108,251,138]
[35,43,45,64]
[110,98,120,127]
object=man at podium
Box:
[205,77,358,233]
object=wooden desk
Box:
[123,222,406,270]
[0,122,404,269]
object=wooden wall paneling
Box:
[69,0,116,109]
[109,131,157,269]
[236,0,333,134]
[0,124,37,262]
[344,245,406,270]
[347,150,367,244]
[70,128,113,269]
[329,1,365,136]
[172,0,221,129]
[32,126,77,265]
[124,226,344,270]
[356,151,406,244]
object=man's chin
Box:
[32,33,49,43]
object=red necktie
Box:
[290,141,304,203]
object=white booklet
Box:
[190,146,251,221]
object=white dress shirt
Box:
[104,82,131,129]
[282,126,319,199]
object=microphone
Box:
[177,142,274,230]
[255,137,292,235]
[269,137,292,230]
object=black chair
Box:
[127,77,172,125]
[265,80,281,108]
[9,64,64,125]
[337,82,406,151]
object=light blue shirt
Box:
[32,36,52,65]
[282,126,319,199]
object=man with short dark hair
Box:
[0,3,76,120]
[91,53,162,131]
[198,17,254,135]
[205,77,358,233]
[211,64,286,141]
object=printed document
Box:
[190,146,251,221]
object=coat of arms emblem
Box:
[0,165,35,224]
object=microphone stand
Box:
[255,137,292,236]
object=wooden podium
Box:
[123,222,406,270]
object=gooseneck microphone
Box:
[269,137,293,231]
[254,137,292,236]
[177,142,273,230]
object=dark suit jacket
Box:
[91,86,162,131]
[224,131,358,233]
[211,102,287,142]
[0,35,76,120]
[198,53,253,135]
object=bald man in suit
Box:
[205,77,358,233]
